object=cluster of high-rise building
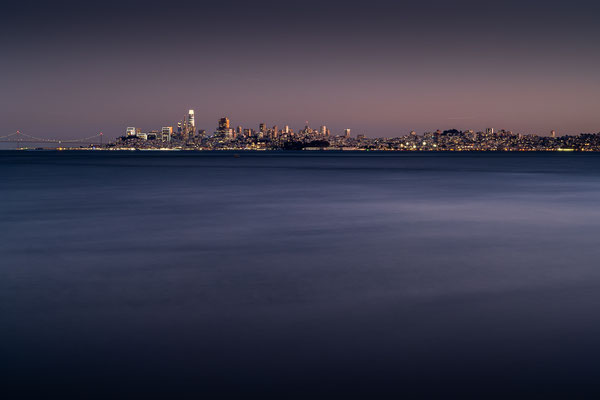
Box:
[113,110,600,151]
[119,110,352,149]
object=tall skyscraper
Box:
[187,109,195,137]
[320,125,327,135]
[303,122,312,134]
[162,126,173,142]
[344,128,351,138]
[551,130,556,138]
[218,117,230,133]
[259,123,266,134]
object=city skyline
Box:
[3,0,600,138]
[103,111,600,152]
[4,112,598,141]
[122,111,578,140]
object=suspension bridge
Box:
[0,131,104,144]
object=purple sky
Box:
[2,0,600,138]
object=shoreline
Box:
[0,147,588,153]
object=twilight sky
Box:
[2,0,600,138]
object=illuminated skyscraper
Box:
[320,125,327,135]
[344,128,351,138]
[218,117,230,133]
[303,122,312,134]
[187,109,195,137]
[162,126,173,142]
[551,130,556,138]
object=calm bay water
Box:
[3,150,600,397]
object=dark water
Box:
[3,151,600,398]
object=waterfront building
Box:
[146,131,160,140]
[162,126,173,142]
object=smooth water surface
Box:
[2,151,600,397]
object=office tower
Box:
[236,126,243,135]
[187,110,195,137]
[320,125,327,135]
[218,117,230,133]
[162,126,173,142]
[147,130,159,140]
[126,127,137,137]
[272,125,278,138]
[259,123,266,133]
[551,130,556,138]
[284,125,290,134]
[303,122,312,134]
[344,128,351,138]
[485,128,494,135]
